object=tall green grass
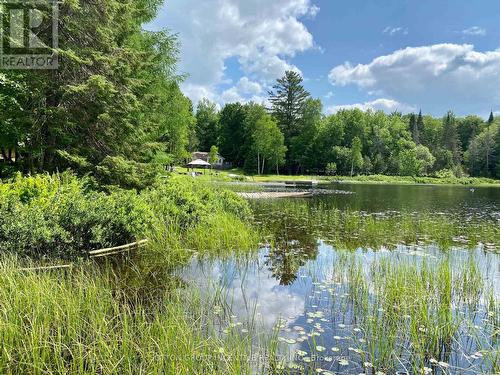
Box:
[0,173,267,374]
[331,253,499,374]
[0,258,277,375]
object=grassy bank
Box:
[0,258,277,374]
[0,173,265,374]
[177,168,500,186]
[251,173,499,186]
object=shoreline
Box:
[174,168,500,187]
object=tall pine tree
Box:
[415,110,423,145]
[268,71,310,172]
[268,71,310,144]
[409,113,419,144]
[442,111,461,165]
[486,111,494,175]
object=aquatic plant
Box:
[252,198,499,253]
[0,257,277,375]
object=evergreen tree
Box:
[350,137,363,176]
[195,99,219,152]
[218,103,247,166]
[289,98,322,174]
[268,71,310,148]
[415,110,423,144]
[0,0,188,174]
[441,111,461,165]
[486,111,494,175]
[409,113,417,144]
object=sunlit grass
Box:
[0,257,277,375]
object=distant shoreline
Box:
[176,168,500,187]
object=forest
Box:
[0,0,195,188]
[0,1,499,185]
[195,71,500,179]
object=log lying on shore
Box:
[89,239,149,258]
[237,191,312,199]
[17,240,149,271]
[19,264,73,272]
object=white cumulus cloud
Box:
[326,98,415,115]
[328,44,500,115]
[150,0,318,105]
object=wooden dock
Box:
[285,180,319,187]
[238,191,312,199]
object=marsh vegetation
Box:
[0,177,498,374]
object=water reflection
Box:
[252,182,500,220]
[181,184,499,373]
[183,243,499,374]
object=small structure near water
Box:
[237,191,313,199]
[191,151,225,167]
[186,159,211,168]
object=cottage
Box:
[191,151,225,167]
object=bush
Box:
[325,162,337,176]
[96,156,164,190]
[0,172,153,258]
[0,172,253,259]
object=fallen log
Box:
[19,264,73,272]
[88,239,149,257]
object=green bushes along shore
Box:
[0,172,256,259]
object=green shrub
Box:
[0,173,153,258]
[0,172,254,259]
[96,156,163,190]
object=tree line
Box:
[0,0,196,187]
[195,71,499,178]
[0,2,498,182]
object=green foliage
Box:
[0,173,253,259]
[0,0,195,177]
[400,145,436,177]
[96,156,163,190]
[196,99,219,152]
[195,94,498,179]
[0,173,152,258]
[350,136,363,176]
[252,113,286,174]
[289,98,322,173]
[218,103,248,166]
[465,123,498,177]
[208,145,219,165]
[325,162,337,175]
[269,70,310,147]
[442,111,461,165]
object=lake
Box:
[182,183,499,374]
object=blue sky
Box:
[148,0,500,117]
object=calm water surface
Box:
[183,184,500,374]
